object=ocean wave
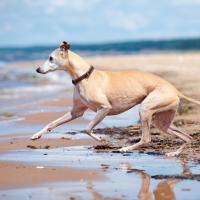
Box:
[0,61,6,67]
[0,117,24,124]
[45,72,72,85]
[0,62,73,90]
[0,84,66,95]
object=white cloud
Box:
[24,0,44,7]
[106,11,145,32]
[1,0,200,46]
[45,0,69,14]
[3,23,13,32]
[173,0,200,5]
[24,0,101,15]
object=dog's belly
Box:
[108,102,137,115]
[79,93,143,115]
[79,86,147,115]
[108,95,145,115]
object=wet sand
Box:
[93,122,200,162]
[0,52,200,199]
[0,161,103,189]
[0,137,97,154]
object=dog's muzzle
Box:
[36,68,40,73]
[36,68,43,74]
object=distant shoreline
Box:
[1,37,200,62]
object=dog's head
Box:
[36,41,71,74]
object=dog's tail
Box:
[177,91,200,105]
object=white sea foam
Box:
[0,62,72,86]
[1,84,65,93]
[0,117,24,124]
[45,72,72,85]
[0,61,5,67]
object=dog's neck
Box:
[66,51,91,80]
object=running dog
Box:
[31,41,200,156]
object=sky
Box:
[0,0,200,47]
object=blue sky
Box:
[0,0,200,47]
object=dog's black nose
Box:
[36,68,40,73]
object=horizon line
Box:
[0,36,200,49]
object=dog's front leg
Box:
[85,107,110,141]
[31,107,87,140]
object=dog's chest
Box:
[75,86,98,111]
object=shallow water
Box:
[0,144,200,200]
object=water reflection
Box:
[139,160,191,200]
[87,181,122,200]
[86,160,191,200]
[154,178,177,200]
[153,160,191,200]
[138,172,151,200]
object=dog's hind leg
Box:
[119,88,180,152]
[153,110,192,157]
[119,108,153,152]
[169,124,193,141]
[166,125,192,157]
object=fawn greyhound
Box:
[31,41,200,156]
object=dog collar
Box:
[72,66,94,85]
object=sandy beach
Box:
[0,52,200,199]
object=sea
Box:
[0,37,200,63]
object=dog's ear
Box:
[60,41,70,52]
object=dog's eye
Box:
[49,56,53,62]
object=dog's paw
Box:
[31,133,42,140]
[166,151,179,157]
[90,133,102,142]
[118,147,130,152]
[100,138,107,144]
